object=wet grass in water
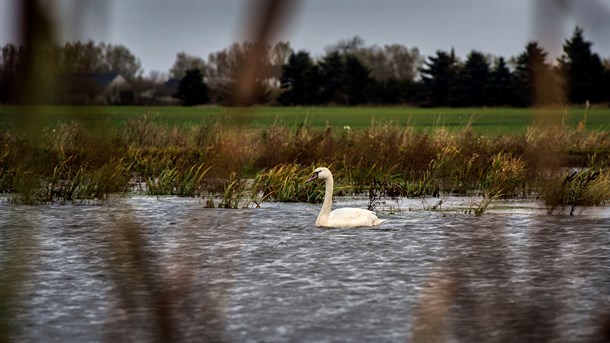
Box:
[541,167,610,215]
[217,172,252,209]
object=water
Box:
[1,196,610,342]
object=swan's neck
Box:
[317,176,334,225]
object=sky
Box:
[1,0,609,75]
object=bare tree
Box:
[267,41,293,79]
[206,42,251,81]
[324,37,422,81]
[206,41,291,87]
[353,44,422,81]
[102,43,142,79]
[325,36,366,55]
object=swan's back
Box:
[322,207,385,228]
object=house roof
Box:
[164,78,180,92]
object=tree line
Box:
[274,28,610,107]
[1,27,609,106]
[0,41,142,103]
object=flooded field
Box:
[1,196,610,342]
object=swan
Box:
[306,167,385,228]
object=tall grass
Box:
[1,113,608,211]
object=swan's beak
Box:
[306,172,318,183]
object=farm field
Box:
[1,105,608,134]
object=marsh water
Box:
[1,196,610,342]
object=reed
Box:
[252,164,323,203]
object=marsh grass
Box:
[1,113,608,212]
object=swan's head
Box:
[306,167,332,183]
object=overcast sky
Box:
[1,0,609,74]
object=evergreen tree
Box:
[174,69,209,106]
[0,44,23,102]
[318,51,345,104]
[487,57,514,106]
[277,51,320,105]
[557,27,605,104]
[455,50,490,106]
[371,78,416,104]
[512,42,559,106]
[419,49,458,106]
[342,54,374,105]
[604,63,610,102]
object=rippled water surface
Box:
[1,196,610,342]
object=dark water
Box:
[1,196,610,342]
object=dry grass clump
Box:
[122,116,192,148]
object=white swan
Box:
[306,167,385,228]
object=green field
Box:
[1,105,608,134]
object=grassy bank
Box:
[1,106,609,212]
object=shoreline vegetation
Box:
[1,106,609,215]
